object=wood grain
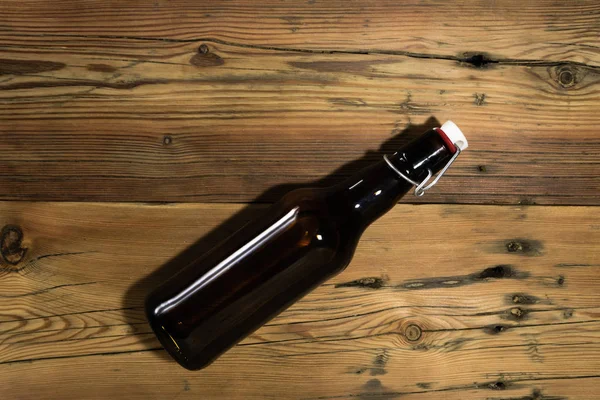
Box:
[1,2,599,399]
[0,202,598,399]
[1,39,599,204]
[2,0,600,66]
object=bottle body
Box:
[146,128,457,370]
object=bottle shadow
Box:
[123,117,440,360]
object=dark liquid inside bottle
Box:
[146,128,456,370]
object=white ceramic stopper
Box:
[440,120,468,151]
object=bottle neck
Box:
[333,129,455,227]
[386,128,455,187]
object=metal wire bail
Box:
[383,147,462,197]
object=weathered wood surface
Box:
[2,0,600,65]
[1,202,598,399]
[1,1,600,399]
[1,1,600,204]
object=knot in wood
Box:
[557,66,576,88]
[1,225,27,266]
[405,324,422,341]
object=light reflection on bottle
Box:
[154,207,300,315]
[349,179,363,190]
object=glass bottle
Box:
[145,121,468,370]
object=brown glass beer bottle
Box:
[146,121,468,370]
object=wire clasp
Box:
[383,147,462,197]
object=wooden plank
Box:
[0,202,598,399]
[1,40,599,204]
[2,0,600,66]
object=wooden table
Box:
[1,1,599,399]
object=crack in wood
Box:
[0,322,149,340]
[409,306,590,321]
[555,263,600,268]
[399,265,528,290]
[10,331,155,346]
[279,347,386,360]
[304,375,599,399]
[239,331,393,348]
[1,78,171,91]
[487,388,568,400]
[6,33,600,71]
[0,347,164,366]
[9,251,98,273]
[335,276,387,289]
[279,341,597,361]
[425,319,599,333]
[0,306,141,326]
[0,281,97,298]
